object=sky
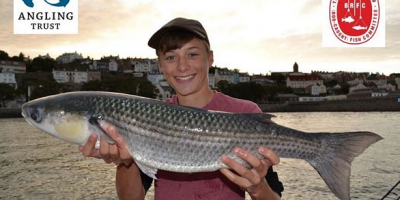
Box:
[1,0,399,75]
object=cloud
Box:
[0,0,398,75]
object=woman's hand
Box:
[219,147,281,200]
[78,123,132,166]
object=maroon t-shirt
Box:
[154,92,262,200]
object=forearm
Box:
[249,179,281,200]
[116,162,146,200]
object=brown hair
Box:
[156,29,210,56]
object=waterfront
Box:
[0,112,399,199]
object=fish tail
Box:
[308,132,382,200]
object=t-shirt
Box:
[141,92,284,200]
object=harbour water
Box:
[0,112,399,200]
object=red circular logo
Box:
[329,0,380,44]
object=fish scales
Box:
[88,94,323,171]
[21,91,382,200]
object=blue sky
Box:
[1,0,399,75]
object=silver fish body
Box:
[21,91,382,200]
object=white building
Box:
[56,52,84,64]
[0,60,26,73]
[372,89,388,97]
[286,74,323,89]
[52,69,101,83]
[347,77,364,85]
[214,68,234,84]
[299,96,325,102]
[239,73,251,83]
[325,95,347,101]
[155,84,174,100]
[109,60,118,72]
[132,59,158,73]
[308,83,326,96]
[349,83,368,93]
[209,73,215,88]
[147,72,166,85]
[0,70,17,89]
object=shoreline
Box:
[259,96,400,112]
[0,108,22,118]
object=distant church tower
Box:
[293,62,299,72]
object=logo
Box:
[14,0,78,34]
[322,0,385,47]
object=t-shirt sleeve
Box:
[266,167,284,197]
[140,170,153,193]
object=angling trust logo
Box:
[322,0,385,47]
[14,0,78,34]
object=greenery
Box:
[0,83,16,107]
[81,76,157,98]
[27,57,57,72]
[217,81,293,103]
[29,79,66,100]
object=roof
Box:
[287,74,321,81]
[0,60,26,67]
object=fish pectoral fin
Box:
[88,116,116,144]
[136,161,158,179]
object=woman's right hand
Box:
[79,123,133,166]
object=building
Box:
[209,73,215,88]
[147,72,166,85]
[305,83,327,96]
[325,95,347,101]
[286,74,323,89]
[347,88,372,99]
[251,74,275,86]
[132,58,158,73]
[347,77,364,86]
[299,96,325,102]
[118,59,134,73]
[214,68,234,84]
[0,70,17,89]
[239,73,250,83]
[371,89,388,97]
[0,60,26,73]
[56,52,84,64]
[52,69,101,83]
[38,53,52,59]
[155,85,174,100]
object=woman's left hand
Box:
[219,147,280,200]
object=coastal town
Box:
[1,50,400,110]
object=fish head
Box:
[21,93,92,145]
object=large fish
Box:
[21,91,382,200]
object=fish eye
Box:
[30,110,42,123]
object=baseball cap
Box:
[148,17,210,49]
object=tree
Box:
[29,79,64,100]
[31,57,56,72]
[81,76,157,98]
[217,81,266,103]
[0,83,16,107]
[340,83,350,94]
[0,50,9,60]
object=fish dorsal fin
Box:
[239,113,276,125]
